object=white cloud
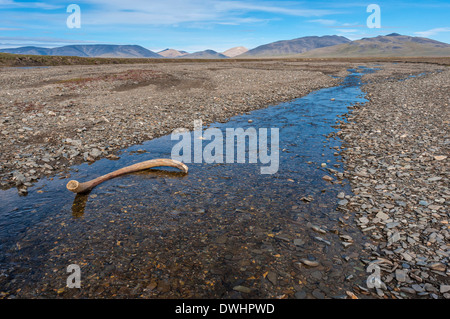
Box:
[335,29,358,33]
[308,19,337,26]
[0,1,63,9]
[215,1,336,17]
[75,0,337,26]
[414,27,450,37]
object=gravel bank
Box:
[0,61,349,192]
[339,64,449,298]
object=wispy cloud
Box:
[335,29,358,33]
[0,0,63,10]
[414,27,450,37]
[74,0,337,26]
[215,1,337,17]
[0,36,96,48]
[308,19,337,26]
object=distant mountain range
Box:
[181,49,228,59]
[299,33,450,57]
[157,48,189,58]
[239,35,351,57]
[0,44,161,58]
[1,34,448,59]
[222,46,248,57]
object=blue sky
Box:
[0,0,449,52]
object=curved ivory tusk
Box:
[66,158,188,194]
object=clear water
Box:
[0,67,376,298]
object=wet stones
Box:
[233,285,252,294]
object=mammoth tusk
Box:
[66,158,188,194]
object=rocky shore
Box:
[338,64,449,298]
[0,61,349,192]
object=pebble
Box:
[440,285,450,294]
[312,289,325,299]
[400,287,416,294]
[294,290,307,299]
[395,269,408,283]
[300,259,320,267]
[233,285,252,294]
[430,263,446,272]
[411,284,424,293]
[338,199,348,206]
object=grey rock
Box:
[90,148,102,158]
[440,285,450,293]
[300,259,320,267]
[233,285,252,294]
[294,290,307,299]
[395,269,408,283]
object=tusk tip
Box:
[67,180,80,193]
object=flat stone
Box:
[267,271,278,285]
[400,287,416,294]
[423,283,437,292]
[376,211,390,221]
[411,284,424,292]
[395,269,408,283]
[233,285,252,294]
[311,225,326,234]
[293,239,304,246]
[90,148,102,158]
[338,199,348,206]
[401,252,413,262]
[418,200,429,206]
[300,259,320,267]
[388,232,401,246]
[429,263,446,272]
[312,289,325,299]
[294,290,307,299]
[440,285,450,293]
[386,222,400,229]
[311,271,323,280]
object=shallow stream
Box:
[0,67,376,298]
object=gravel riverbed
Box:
[338,63,449,298]
[0,60,448,299]
[0,61,350,192]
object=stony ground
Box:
[0,60,448,299]
[0,61,352,193]
[338,64,449,298]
